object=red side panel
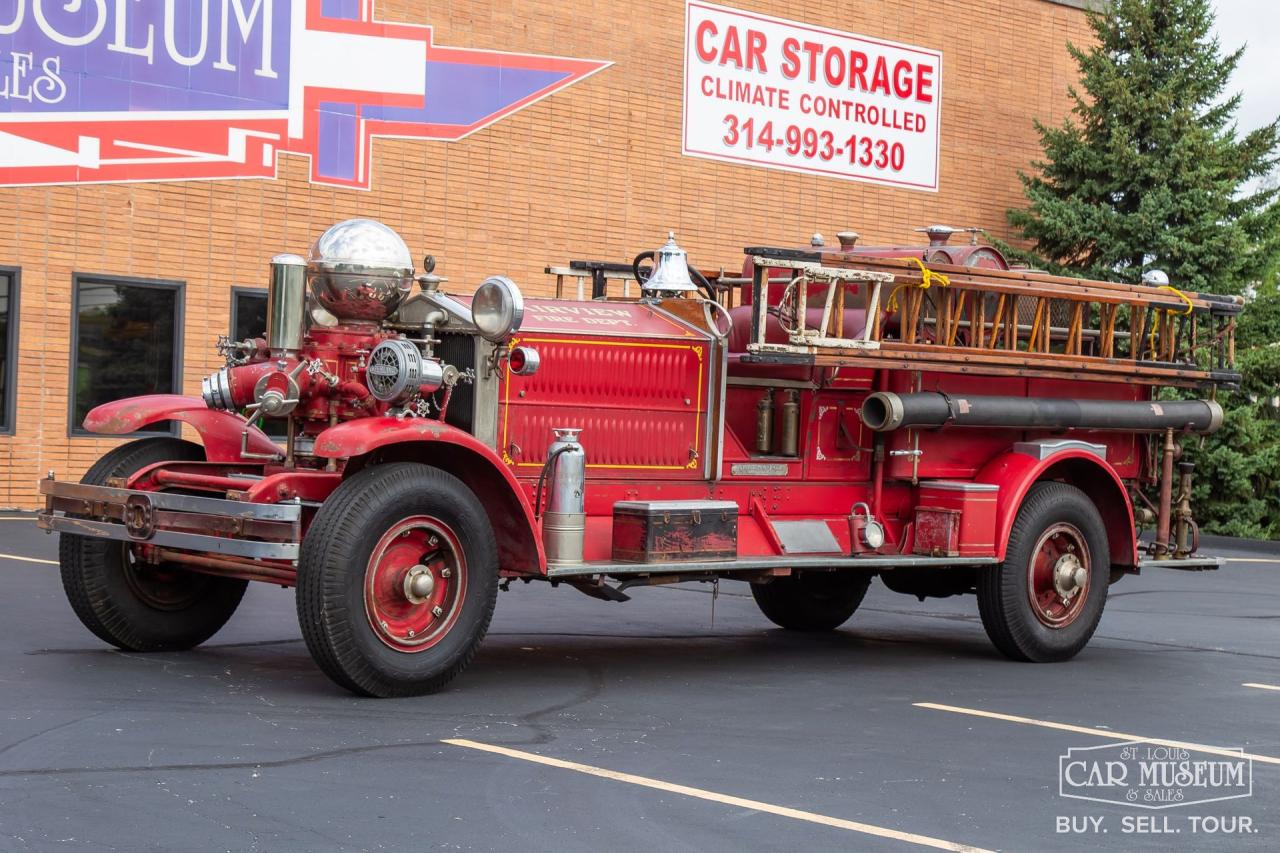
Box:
[500,333,712,479]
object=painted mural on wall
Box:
[0,0,609,189]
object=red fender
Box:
[976,447,1138,569]
[315,417,546,574]
[83,395,280,462]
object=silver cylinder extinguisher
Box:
[542,427,586,566]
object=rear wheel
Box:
[977,481,1110,662]
[751,571,872,631]
[296,463,499,697]
[59,437,248,651]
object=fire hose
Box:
[860,392,1223,434]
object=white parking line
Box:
[445,738,993,852]
[914,703,1280,765]
[1243,683,1280,692]
[0,552,57,566]
[1223,557,1280,564]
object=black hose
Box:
[861,392,1223,434]
[632,250,656,285]
[533,445,571,520]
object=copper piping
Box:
[154,548,297,586]
[153,470,252,492]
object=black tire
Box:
[296,463,499,697]
[59,437,248,652]
[977,481,1110,662]
[751,571,872,631]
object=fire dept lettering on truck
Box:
[683,1,942,191]
[0,0,609,189]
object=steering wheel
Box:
[632,250,719,302]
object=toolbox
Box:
[611,500,739,563]
[912,480,998,557]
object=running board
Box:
[1137,556,1223,571]
[546,554,998,579]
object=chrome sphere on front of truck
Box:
[306,218,415,322]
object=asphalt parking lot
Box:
[0,515,1276,852]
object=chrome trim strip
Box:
[547,554,998,578]
[473,338,500,448]
[1137,556,1223,571]
[1012,439,1108,462]
[919,480,999,493]
[39,480,301,520]
[36,515,299,560]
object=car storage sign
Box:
[0,0,608,189]
[682,1,941,191]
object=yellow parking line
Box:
[444,738,992,852]
[0,553,57,566]
[1243,683,1280,692]
[914,703,1280,765]
[1224,557,1280,564]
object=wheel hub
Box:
[363,516,467,652]
[403,565,436,603]
[1052,553,1087,600]
[1026,523,1091,628]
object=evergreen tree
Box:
[1185,285,1280,539]
[1007,0,1280,294]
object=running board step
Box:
[1137,556,1223,571]
[546,554,997,579]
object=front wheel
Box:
[977,481,1110,662]
[296,463,499,697]
[59,437,248,652]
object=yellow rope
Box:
[886,257,951,312]
[1145,284,1195,359]
[1157,284,1195,316]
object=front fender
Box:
[316,418,546,574]
[83,395,280,462]
[976,447,1137,569]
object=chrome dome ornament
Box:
[306,219,415,322]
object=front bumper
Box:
[38,479,301,560]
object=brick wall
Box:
[0,0,1092,508]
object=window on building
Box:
[231,287,268,341]
[71,275,183,436]
[0,267,17,434]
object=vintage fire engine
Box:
[38,219,1240,697]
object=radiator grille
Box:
[436,333,476,433]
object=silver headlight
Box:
[472,275,525,342]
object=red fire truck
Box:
[39,220,1239,697]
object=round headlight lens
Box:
[863,520,885,550]
[472,275,525,342]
